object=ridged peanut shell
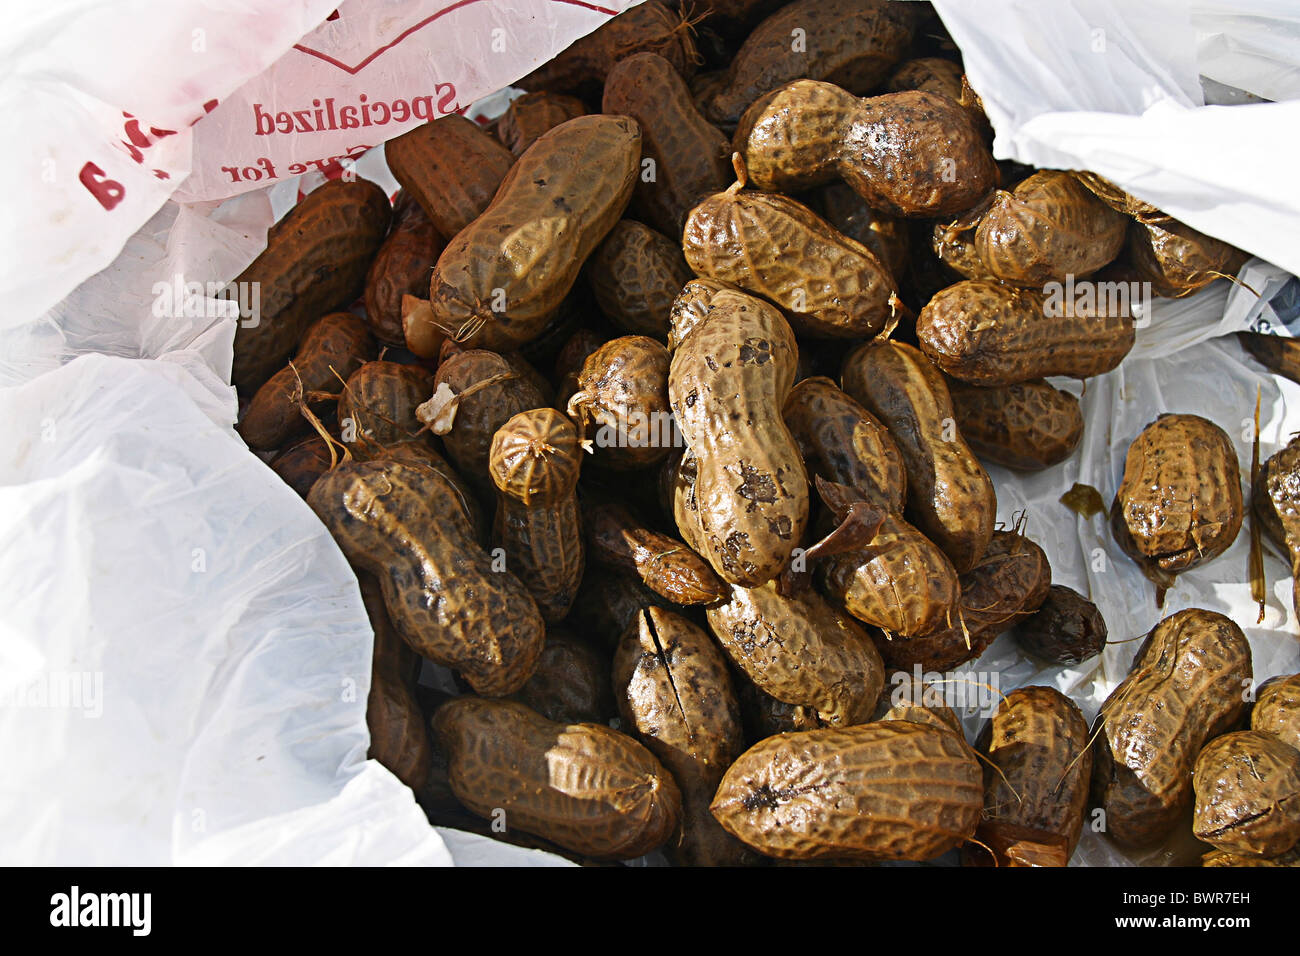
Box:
[1192,730,1300,857]
[947,378,1084,471]
[588,220,692,339]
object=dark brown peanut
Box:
[361,572,431,794]
[1253,674,1300,752]
[603,52,733,237]
[1240,331,1300,387]
[430,349,547,487]
[588,220,692,339]
[239,312,374,451]
[1192,730,1300,858]
[587,501,725,606]
[737,678,825,740]
[231,179,390,393]
[783,376,906,510]
[706,581,884,726]
[568,565,674,651]
[496,91,586,156]
[669,290,808,585]
[917,280,1136,386]
[946,378,1084,471]
[337,360,434,451]
[383,114,514,239]
[975,686,1093,861]
[432,697,681,860]
[1112,414,1243,580]
[701,0,916,129]
[1256,435,1300,620]
[308,461,545,695]
[1129,218,1243,298]
[1092,608,1253,847]
[613,607,750,866]
[514,1,696,95]
[269,436,334,499]
[817,181,909,279]
[363,194,445,345]
[1013,584,1108,666]
[421,116,640,352]
[510,629,613,726]
[841,339,995,573]
[711,719,981,861]
[488,409,585,622]
[965,170,1128,286]
[683,169,901,339]
[1073,170,1167,223]
[736,83,995,218]
[567,335,673,470]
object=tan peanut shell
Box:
[669,289,808,585]
[683,173,900,339]
[1241,331,1300,388]
[1092,608,1253,847]
[667,276,732,352]
[1203,848,1300,867]
[613,607,750,865]
[337,360,434,451]
[602,52,733,237]
[1112,414,1243,577]
[735,83,995,218]
[783,376,906,510]
[1192,730,1300,858]
[239,312,374,451]
[969,170,1128,286]
[307,460,545,695]
[588,220,692,339]
[841,339,995,573]
[432,349,547,487]
[1128,218,1242,298]
[567,335,673,470]
[1073,170,1168,224]
[876,529,1051,671]
[975,686,1093,858]
[510,630,614,726]
[706,581,884,727]
[711,719,982,861]
[421,115,640,352]
[514,1,696,95]
[701,0,916,129]
[946,378,1084,471]
[231,178,390,393]
[1253,674,1300,752]
[489,409,585,622]
[917,280,1136,386]
[587,502,725,606]
[363,194,445,345]
[370,439,486,543]
[496,91,587,156]
[384,114,514,240]
[432,697,681,860]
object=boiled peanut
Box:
[587,220,691,340]
[711,719,982,861]
[1074,170,1167,224]
[1129,218,1243,298]
[384,114,513,240]
[269,436,334,499]
[816,181,909,279]
[916,280,1136,386]
[363,193,445,345]
[783,376,906,510]
[706,580,884,727]
[361,572,431,794]
[669,289,808,585]
[1240,331,1300,388]
[736,678,825,740]
[566,335,673,470]
[974,686,1093,861]
[514,1,697,95]
[511,629,614,726]
[1013,584,1108,666]
[568,564,674,651]
[308,460,545,695]
[369,438,486,544]
[1255,434,1300,620]
[337,360,434,451]
[946,378,1084,471]
[1112,414,1243,583]
[701,0,916,129]
[419,115,640,352]
[496,91,586,156]
[488,408,584,622]
[667,276,732,352]
[239,312,374,451]
[603,52,733,237]
[875,528,1051,671]
[735,82,995,218]
[613,607,750,866]
[587,501,725,606]
[683,165,901,339]
[1253,674,1300,752]
[841,339,995,573]
[1092,608,1253,847]
[231,178,390,393]
[432,697,681,860]
[1192,730,1300,858]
